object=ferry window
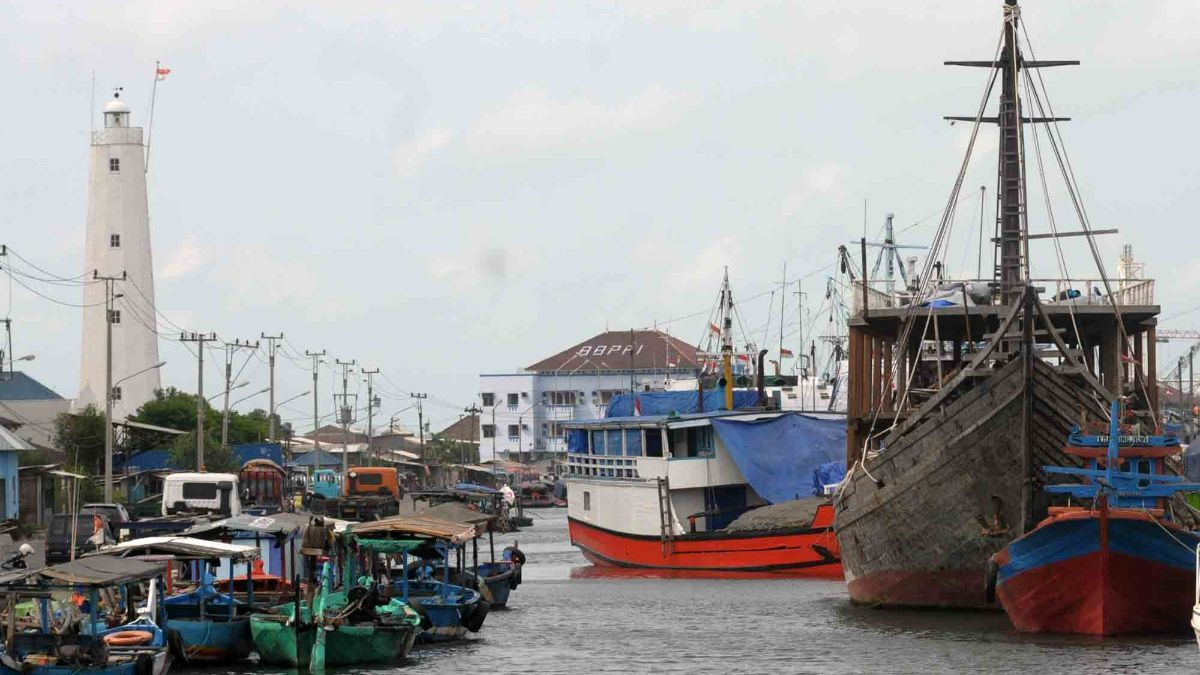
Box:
[606,429,623,455]
[583,491,591,510]
[590,430,605,454]
[481,393,495,407]
[645,430,663,457]
[182,482,218,500]
[694,427,715,457]
[624,429,642,456]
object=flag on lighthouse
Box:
[156,66,171,81]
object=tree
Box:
[423,433,479,465]
[53,405,106,476]
[168,432,237,473]
[129,388,273,469]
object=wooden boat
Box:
[833,0,1167,609]
[350,516,491,642]
[0,557,171,675]
[250,562,420,669]
[409,501,524,607]
[88,536,262,663]
[1192,546,1200,649]
[991,403,1200,635]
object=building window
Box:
[507,393,519,409]
[583,491,591,511]
[549,391,576,406]
[110,234,121,248]
[110,386,122,401]
[507,424,519,440]
[108,309,121,324]
[481,393,495,407]
[109,158,120,172]
[482,424,495,439]
[599,390,623,404]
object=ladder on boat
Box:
[657,477,674,556]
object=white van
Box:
[161,472,242,517]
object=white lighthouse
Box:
[78,91,161,419]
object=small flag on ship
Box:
[709,323,720,334]
[156,66,171,80]
[780,348,794,358]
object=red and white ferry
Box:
[564,407,844,576]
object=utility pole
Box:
[411,393,427,460]
[361,368,379,465]
[221,338,259,452]
[305,350,326,470]
[336,359,356,474]
[96,270,126,502]
[180,331,218,470]
[261,333,283,442]
[465,404,482,465]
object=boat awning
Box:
[38,557,165,586]
[87,536,260,562]
[417,501,497,528]
[185,512,309,539]
[349,515,476,543]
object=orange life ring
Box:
[103,631,153,646]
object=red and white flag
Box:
[780,348,794,358]
[156,66,172,81]
[709,323,721,334]
[633,397,642,416]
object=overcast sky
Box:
[3,1,1199,435]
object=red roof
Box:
[526,330,700,373]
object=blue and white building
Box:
[478,330,700,462]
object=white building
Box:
[478,330,700,462]
[78,92,162,419]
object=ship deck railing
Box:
[850,278,1155,314]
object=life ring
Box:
[104,631,153,647]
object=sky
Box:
[3,1,1200,436]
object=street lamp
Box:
[207,381,248,402]
[517,401,549,465]
[220,387,271,449]
[232,386,270,407]
[104,360,167,503]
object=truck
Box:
[310,466,402,521]
[161,472,243,517]
[309,468,342,500]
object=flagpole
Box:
[145,60,160,174]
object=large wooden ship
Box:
[833,0,1164,609]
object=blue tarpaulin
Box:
[606,390,761,417]
[233,443,283,466]
[710,413,845,502]
[1185,440,1200,482]
[289,449,343,468]
[567,430,588,453]
[813,460,847,495]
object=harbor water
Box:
[190,508,1196,674]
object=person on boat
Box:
[500,484,515,507]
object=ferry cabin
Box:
[565,412,777,537]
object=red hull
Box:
[997,550,1192,635]
[846,568,988,608]
[568,508,842,578]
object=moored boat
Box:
[992,403,1200,635]
[0,557,171,675]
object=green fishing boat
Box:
[250,563,420,669]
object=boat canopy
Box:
[87,536,260,562]
[418,501,497,530]
[605,390,762,417]
[0,556,166,588]
[563,409,756,431]
[709,413,846,503]
[350,515,476,544]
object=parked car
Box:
[81,502,134,539]
[44,513,116,564]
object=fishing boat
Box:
[833,0,1168,608]
[351,516,491,642]
[0,557,171,675]
[250,562,421,669]
[87,536,261,662]
[185,512,313,609]
[408,501,523,607]
[990,402,1200,635]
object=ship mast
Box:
[720,268,735,410]
[944,0,1075,307]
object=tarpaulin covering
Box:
[568,430,587,453]
[606,390,761,417]
[710,413,845,503]
[1185,440,1200,482]
[813,460,847,494]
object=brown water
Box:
[192,508,1198,674]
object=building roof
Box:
[525,330,700,373]
[0,372,64,401]
[0,425,31,452]
[438,414,480,444]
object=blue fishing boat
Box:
[0,557,171,675]
[416,501,524,608]
[86,536,263,663]
[350,515,491,642]
[991,401,1200,635]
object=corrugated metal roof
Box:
[0,372,64,401]
[0,425,32,451]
